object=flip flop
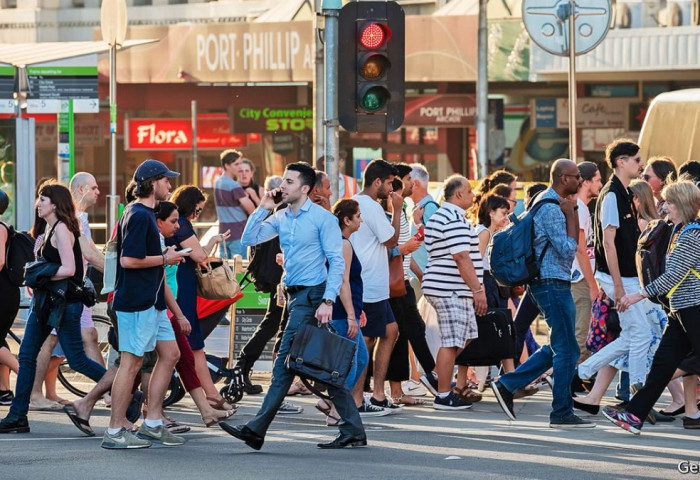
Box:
[29,402,63,412]
[63,405,95,437]
[165,421,191,434]
[315,399,332,416]
[325,413,344,427]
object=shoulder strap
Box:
[421,200,440,225]
[40,222,60,255]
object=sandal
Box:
[454,387,483,403]
[203,409,235,427]
[315,399,333,416]
[165,421,191,434]
[207,396,235,411]
[287,381,312,396]
[392,395,427,406]
[325,413,344,427]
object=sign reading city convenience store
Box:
[26,55,99,114]
[0,64,14,114]
[230,106,312,133]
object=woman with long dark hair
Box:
[155,201,234,427]
[0,189,19,405]
[166,185,233,410]
[0,183,107,434]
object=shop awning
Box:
[0,39,157,67]
[254,0,312,22]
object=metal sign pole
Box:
[191,100,198,186]
[568,0,578,161]
[476,0,489,179]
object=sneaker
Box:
[491,381,516,420]
[101,428,152,449]
[433,392,473,411]
[402,379,427,397]
[358,401,391,417]
[549,414,596,428]
[601,406,643,435]
[136,423,186,446]
[0,390,13,406]
[420,372,439,397]
[277,400,304,414]
[369,397,403,415]
[683,416,700,429]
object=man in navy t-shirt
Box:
[104,159,189,450]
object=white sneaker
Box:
[402,380,427,397]
[278,400,304,414]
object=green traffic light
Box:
[360,86,390,112]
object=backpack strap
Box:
[667,221,700,299]
[528,198,561,268]
[421,200,440,225]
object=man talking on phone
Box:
[219,162,366,450]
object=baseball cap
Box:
[134,159,180,183]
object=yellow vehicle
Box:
[639,89,700,165]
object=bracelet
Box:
[473,288,484,295]
[347,318,357,322]
[163,253,168,266]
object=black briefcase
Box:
[456,308,516,367]
[286,323,356,392]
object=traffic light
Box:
[338,1,405,133]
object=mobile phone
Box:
[272,190,284,203]
[179,247,193,254]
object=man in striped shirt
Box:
[214,149,255,259]
[422,175,487,410]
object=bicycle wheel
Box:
[57,314,112,397]
[162,372,186,408]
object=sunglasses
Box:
[195,207,203,215]
[620,155,642,164]
[560,173,582,181]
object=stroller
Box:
[163,295,246,407]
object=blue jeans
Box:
[9,301,107,419]
[247,284,364,438]
[330,319,369,389]
[498,279,579,421]
[221,239,246,260]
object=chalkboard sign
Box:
[234,275,274,365]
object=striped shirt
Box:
[422,202,483,298]
[214,175,249,240]
[645,225,700,312]
[399,207,412,278]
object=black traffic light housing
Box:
[338,1,405,133]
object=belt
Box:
[285,283,324,294]
[285,285,311,294]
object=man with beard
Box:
[350,159,403,415]
[103,160,189,449]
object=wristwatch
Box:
[323,298,334,306]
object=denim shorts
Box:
[116,307,174,356]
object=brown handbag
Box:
[389,255,407,298]
[195,241,241,300]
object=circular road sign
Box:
[523,0,612,57]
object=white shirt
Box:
[571,197,595,283]
[350,194,395,303]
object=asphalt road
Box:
[1,380,698,480]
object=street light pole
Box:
[476,0,489,179]
[101,0,127,240]
[568,0,578,161]
[323,0,341,205]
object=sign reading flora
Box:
[126,115,247,151]
[231,106,312,133]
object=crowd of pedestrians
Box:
[0,139,699,450]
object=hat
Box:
[134,159,179,183]
[578,161,598,181]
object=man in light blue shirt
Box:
[220,162,366,450]
[409,163,440,275]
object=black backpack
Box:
[244,236,283,293]
[1,222,35,286]
[636,218,673,306]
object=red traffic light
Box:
[359,23,390,49]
